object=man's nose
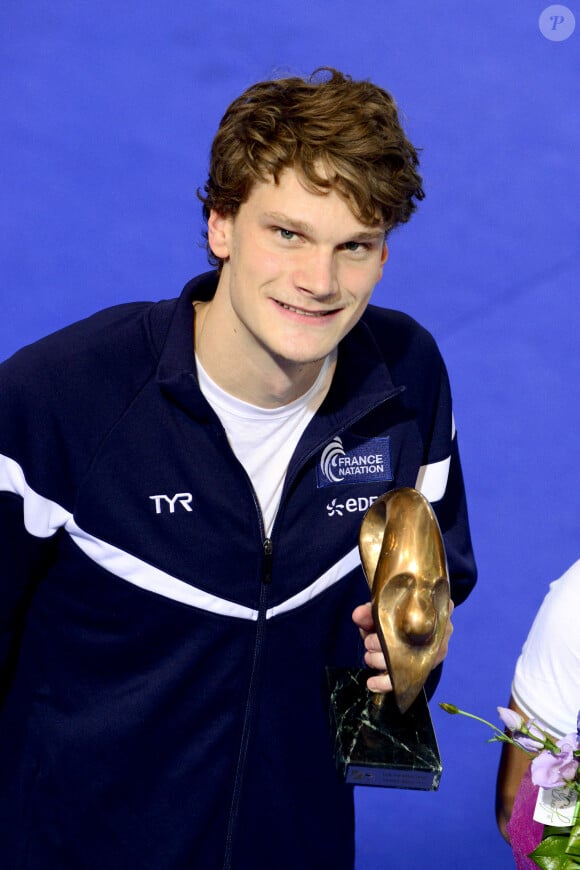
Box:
[295,249,338,298]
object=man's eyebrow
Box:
[263,212,314,234]
[346,229,386,242]
[263,211,385,241]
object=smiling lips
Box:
[276,300,339,318]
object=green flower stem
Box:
[538,732,560,754]
[440,703,506,737]
[567,803,580,857]
[439,703,535,756]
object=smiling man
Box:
[198,169,388,406]
[0,69,476,869]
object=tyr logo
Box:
[149,493,194,514]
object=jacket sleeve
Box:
[0,487,57,702]
[432,432,477,606]
[415,352,477,698]
[414,354,477,606]
[0,354,61,702]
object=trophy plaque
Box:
[327,487,450,790]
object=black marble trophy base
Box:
[326,668,442,790]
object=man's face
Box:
[207,168,388,373]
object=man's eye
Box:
[343,241,367,253]
[278,228,296,240]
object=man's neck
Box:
[194,298,334,409]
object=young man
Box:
[0,69,476,868]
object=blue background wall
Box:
[1,3,578,866]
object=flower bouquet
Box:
[440,703,580,869]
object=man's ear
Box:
[376,242,389,281]
[207,211,232,260]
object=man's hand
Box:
[351,600,455,693]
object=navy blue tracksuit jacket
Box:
[0,271,476,868]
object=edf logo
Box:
[326,495,378,517]
[149,493,193,514]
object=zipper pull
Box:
[262,538,273,585]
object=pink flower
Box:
[498,706,524,732]
[496,708,546,751]
[513,722,546,752]
[531,735,580,789]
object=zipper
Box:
[215,430,272,865]
[262,537,273,585]
[222,538,271,868]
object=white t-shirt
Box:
[196,352,336,536]
[512,559,580,737]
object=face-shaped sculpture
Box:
[359,488,450,714]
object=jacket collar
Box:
[155,271,219,422]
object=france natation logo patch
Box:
[316,436,392,488]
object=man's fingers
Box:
[366,672,393,693]
[364,633,383,653]
[352,602,374,637]
[364,649,386,671]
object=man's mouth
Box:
[276,301,336,318]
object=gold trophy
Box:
[328,487,449,789]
